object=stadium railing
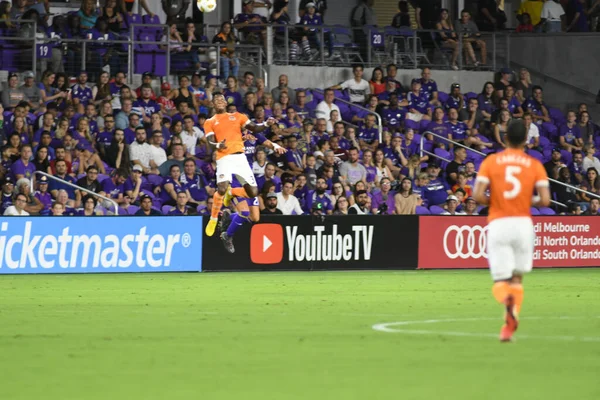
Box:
[420,131,600,210]
[31,171,120,215]
[312,88,383,143]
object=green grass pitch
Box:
[1,269,599,400]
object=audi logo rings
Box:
[443,225,488,259]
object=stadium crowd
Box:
[0,0,599,217]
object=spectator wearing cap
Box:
[495,68,513,99]
[99,168,128,207]
[135,194,162,216]
[76,165,102,194]
[49,159,79,202]
[4,193,30,216]
[394,177,421,215]
[261,192,283,215]
[1,74,28,110]
[12,145,35,181]
[134,84,161,125]
[234,0,267,45]
[122,164,143,203]
[523,86,552,125]
[70,72,93,113]
[129,127,153,174]
[348,189,369,214]
[340,147,367,186]
[463,196,479,215]
[157,82,176,116]
[544,148,565,180]
[559,110,583,152]
[305,177,334,214]
[20,71,43,111]
[406,79,432,122]
[34,176,52,211]
[424,162,451,206]
[371,177,395,215]
[441,194,465,215]
[0,177,15,213]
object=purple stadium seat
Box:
[530,207,541,215]
[161,205,172,215]
[146,174,163,187]
[541,122,558,141]
[97,174,110,182]
[405,119,420,131]
[124,13,143,35]
[134,28,167,76]
[152,198,163,209]
[127,205,140,214]
[527,149,544,162]
[311,90,324,103]
[538,207,556,215]
[151,207,162,214]
[419,119,431,132]
[141,189,155,199]
[429,205,445,215]
[464,92,477,100]
[416,206,431,214]
[437,91,449,104]
[118,207,129,215]
[538,136,552,150]
[434,147,451,164]
[548,108,566,125]
[560,150,572,165]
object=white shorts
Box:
[216,153,257,186]
[487,217,535,281]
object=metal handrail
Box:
[311,88,383,143]
[31,171,119,215]
[419,131,600,208]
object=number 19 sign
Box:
[36,44,51,59]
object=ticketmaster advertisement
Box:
[0,217,203,274]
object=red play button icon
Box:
[250,224,284,264]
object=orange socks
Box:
[231,187,248,198]
[492,281,524,313]
[211,192,223,220]
[492,281,510,304]
[509,284,524,315]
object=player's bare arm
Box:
[473,179,490,205]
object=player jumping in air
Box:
[473,120,550,342]
[203,94,286,251]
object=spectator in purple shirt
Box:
[426,107,452,148]
[306,177,334,214]
[381,94,406,134]
[71,71,93,112]
[158,164,188,206]
[504,85,523,118]
[523,86,552,125]
[99,168,128,207]
[12,145,36,181]
[371,177,396,215]
[134,84,161,124]
[167,191,192,215]
[285,136,305,176]
[357,114,379,152]
[49,160,79,202]
[477,81,496,120]
[444,83,465,111]
[406,79,432,121]
[34,176,53,211]
[445,108,468,143]
[256,163,282,192]
[559,110,583,152]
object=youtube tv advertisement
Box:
[418,216,600,269]
[202,215,419,271]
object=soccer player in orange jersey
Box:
[204,93,286,243]
[473,120,551,342]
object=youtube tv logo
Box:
[250,224,284,264]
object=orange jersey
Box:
[477,148,549,222]
[204,112,250,160]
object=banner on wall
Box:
[0,216,203,274]
[418,216,600,269]
[202,215,419,271]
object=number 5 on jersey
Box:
[504,166,522,199]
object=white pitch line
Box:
[372,316,600,343]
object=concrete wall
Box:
[266,65,494,95]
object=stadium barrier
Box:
[418,216,600,269]
[202,215,419,271]
[0,216,203,274]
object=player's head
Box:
[212,93,227,112]
[505,119,527,148]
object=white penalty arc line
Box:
[372,316,600,343]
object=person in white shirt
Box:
[315,88,341,121]
[276,181,304,215]
[538,0,565,33]
[149,130,168,174]
[330,65,371,104]
[129,127,153,173]
[181,115,204,156]
[583,144,600,173]
[252,147,268,177]
[4,193,30,216]
[441,195,466,215]
[524,112,540,149]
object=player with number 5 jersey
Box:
[473,119,550,342]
